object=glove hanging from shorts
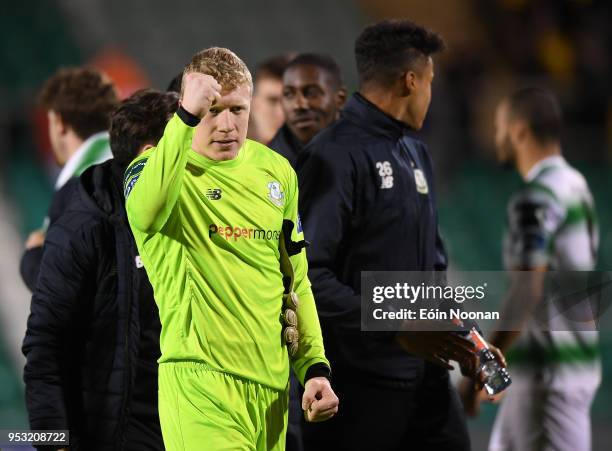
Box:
[279,220,307,357]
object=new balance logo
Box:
[206,188,222,200]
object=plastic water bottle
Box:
[452,318,512,395]
[467,326,512,395]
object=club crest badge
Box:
[414,169,429,194]
[267,181,285,207]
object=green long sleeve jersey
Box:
[124,113,329,390]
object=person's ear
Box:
[138,143,154,156]
[518,120,530,144]
[508,119,527,147]
[49,110,68,135]
[402,71,417,96]
[335,86,347,111]
[57,115,69,136]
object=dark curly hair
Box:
[355,19,445,86]
[109,89,179,167]
[39,67,118,140]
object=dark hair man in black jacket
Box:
[22,89,178,451]
[269,53,346,168]
[298,20,503,451]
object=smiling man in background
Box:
[269,53,346,167]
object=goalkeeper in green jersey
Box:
[124,47,337,451]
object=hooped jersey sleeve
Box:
[504,184,566,270]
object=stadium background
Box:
[0,1,610,449]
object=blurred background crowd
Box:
[0,1,610,449]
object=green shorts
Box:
[158,361,289,451]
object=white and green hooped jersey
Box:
[503,155,600,390]
[41,132,112,231]
[54,131,112,190]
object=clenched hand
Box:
[302,377,339,422]
[181,72,222,119]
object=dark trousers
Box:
[302,363,470,451]
[286,371,304,451]
[123,397,164,451]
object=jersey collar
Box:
[342,93,417,141]
[525,155,566,183]
[55,131,109,190]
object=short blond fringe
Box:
[183,47,253,94]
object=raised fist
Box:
[181,72,222,119]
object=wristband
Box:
[177,105,201,127]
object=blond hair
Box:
[183,47,253,95]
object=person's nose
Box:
[217,110,234,133]
[294,91,308,110]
